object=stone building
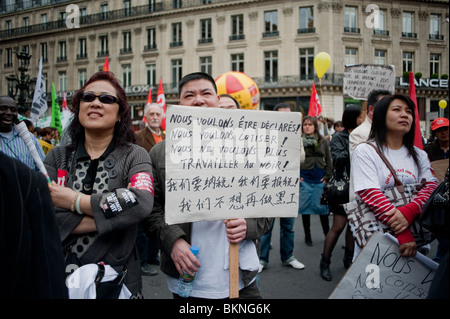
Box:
[1,0,448,135]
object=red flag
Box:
[308,82,322,117]
[409,72,423,149]
[156,79,167,130]
[142,88,152,124]
[62,92,68,111]
[102,57,109,72]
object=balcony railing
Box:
[401,32,417,38]
[297,27,316,34]
[429,34,444,40]
[97,50,109,57]
[170,41,183,47]
[344,27,360,33]
[76,53,88,60]
[0,1,237,38]
[198,38,213,44]
[262,31,279,37]
[373,29,390,36]
[120,47,133,54]
[144,44,157,51]
[229,34,245,41]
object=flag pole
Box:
[318,78,330,139]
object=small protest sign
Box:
[165,105,302,225]
[329,232,439,299]
[344,64,395,100]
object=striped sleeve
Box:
[357,188,395,224]
[397,181,439,224]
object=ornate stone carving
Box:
[419,11,428,21]
[332,3,343,13]
[248,12,258,21]
[391,8,401,18]
[318,1,331,12]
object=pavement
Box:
[141,214,438,300]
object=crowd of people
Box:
[0,70,448,300]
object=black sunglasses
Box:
[80,93,119,104]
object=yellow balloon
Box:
[439,99,447,109]
[314,52,331,79]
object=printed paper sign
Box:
[344,64,395,100]
[165,105,302,225]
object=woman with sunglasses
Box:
[351,94,438,258]
[44,71,154,298]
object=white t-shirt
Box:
[167,220,259,299]
[351,142,437,193]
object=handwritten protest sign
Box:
[329,232,439,299]
[344,64,395,100]
[165,105,302,225]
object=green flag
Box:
[50,82,62,135]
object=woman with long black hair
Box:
[351,94,438,258]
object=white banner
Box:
[165,105,302,225]
[30,57,47,125]
[344,64,395,100]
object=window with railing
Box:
[298,6,314,34]
[77,38,87,59]
[230,14,244,41]
[373,9,389,36]
[101,3,109,20]
[402,12,416,38]
[124,0,131,16]
[4,47,13,68]
[344,6,358,33]
[170,22,182,47]
[121,31,132,54]
[145,27,157,50]
[40,42,48,63]
[57,41,67,62]
[199,19,212,44]
[98,35,109,56]
[173,0,182,9]
[263,10,278,37]
[429,14,443,40]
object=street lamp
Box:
[6,48,37,116]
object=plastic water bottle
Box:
[177,245,199,298]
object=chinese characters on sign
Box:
[165,105,302,225]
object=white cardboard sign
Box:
[329,232,438,299]
[165,105,302,225]
[344,64,396,100]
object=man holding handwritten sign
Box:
[143,72,301,299]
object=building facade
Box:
[1,0,448,135]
